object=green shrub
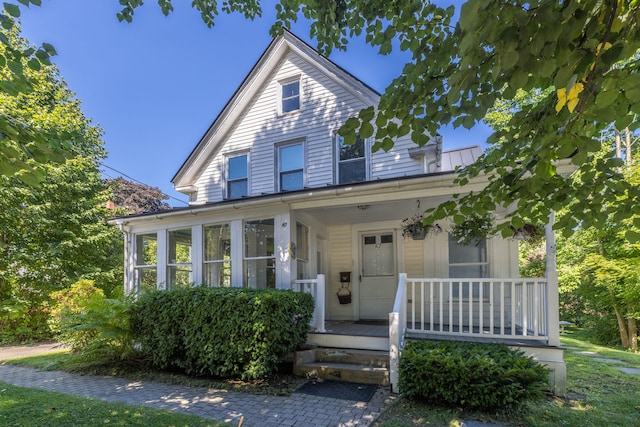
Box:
[130,287,314,380]
[49,279,105,350]
[399,340,549,410]
[50,281,137,361]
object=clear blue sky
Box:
[18,1,492,207]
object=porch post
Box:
[316,274,326,333]
[545,211,560,347]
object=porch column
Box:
[545,211,560,347]
[275,213,292,289]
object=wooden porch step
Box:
[294,348,390,386]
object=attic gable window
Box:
[226,153,248,199]
[280,79,300,114]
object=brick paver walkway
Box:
[0,362,393,427]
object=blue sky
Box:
[18,1,492,206]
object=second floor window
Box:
[278,142,304,191]
[227,153,248,199]
[337,133,367,184]
[281,80,300,113]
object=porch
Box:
[293,274,566,395]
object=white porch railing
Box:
[405,278,549,340]
[389,275,549,392]
[292,274,326,333]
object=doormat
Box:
[295,379,378,402]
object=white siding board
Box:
[189,49,444,204]
[328,224,353,320]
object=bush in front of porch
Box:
[131,287,314,380]
[399,340,548,410]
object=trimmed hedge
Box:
[130,287,314,379]
[399,340,549,409]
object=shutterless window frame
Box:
[225,152,249,199]
[448,235,489,298]
[334,131,369,184]
[167,228,193,289]
[277,140,305,192]
[203,223,232,288]
[134,232,158,293]
[279,77,301,114]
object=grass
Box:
[372,329,640,427]
[0,382,229,426]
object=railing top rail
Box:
[405,277,548,283]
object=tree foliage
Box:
[4,1,640,238]
[0,4,74,186]
[106,177,170,215]
[116,0,640,240]
[0,21,122,342]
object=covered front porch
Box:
[293,269,566,395]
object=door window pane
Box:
[363,234,395,277]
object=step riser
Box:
[294,348,390,386]
[294,365,389,386]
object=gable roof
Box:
[171,30,381,191]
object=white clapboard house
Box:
[113,31,567,394]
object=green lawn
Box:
[373,330,640,426]
[0,382,230,427]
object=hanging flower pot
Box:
[401,214,440,240]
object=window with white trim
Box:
[167,228,192,289]
[203,223,231,287]
[135,233,157,293]
[280,79,300,113]
[448,235,488,297]
[336,133,367,184]
[244,219,275,288]
[278,142,304,191]
[226,153,248,199]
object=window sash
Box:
[227,154,248,199]
[281,81,300,113]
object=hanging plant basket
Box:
[337,286,352,304]
[511,223,545,242]
[401,213,441,240]
[450,212,494,245]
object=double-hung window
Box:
[448,235,489,298]
[280,79,300,114]
[278,142,304,191]
[244,219,275,289]
[336,133,367,184]
[227,153,248,199]
[134,233,157,293]
[203,224,231,287]
[167,228,192,289]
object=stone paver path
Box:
[0,363,393,427]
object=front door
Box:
[359,232,397,320]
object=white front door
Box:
[359,232,397,320]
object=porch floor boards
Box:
[311,321,550,348]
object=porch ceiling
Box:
[304,196,451,226]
